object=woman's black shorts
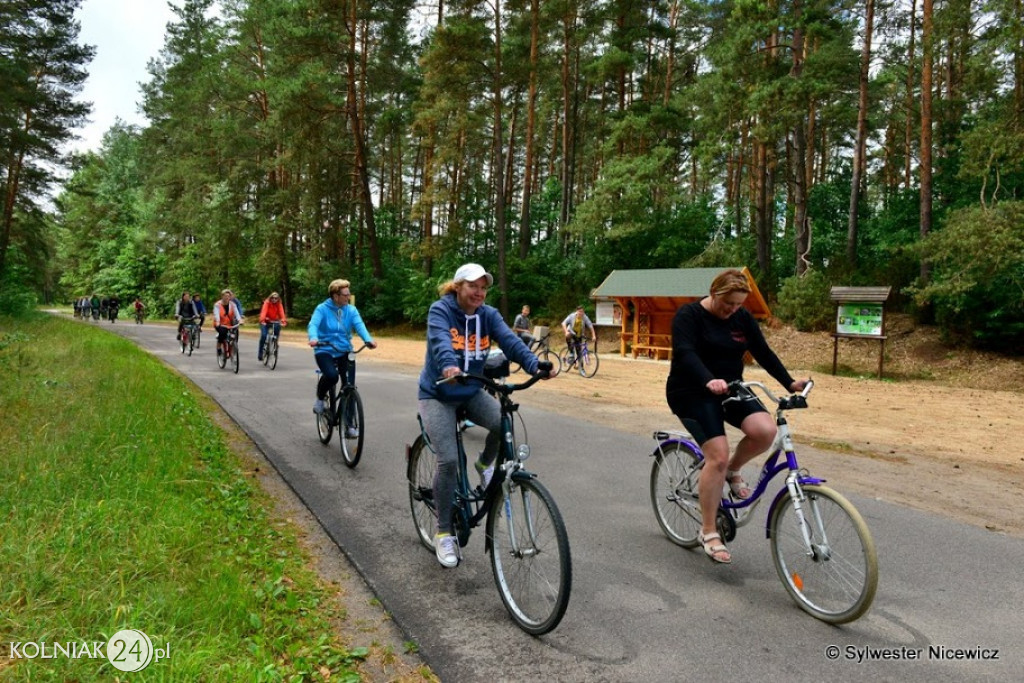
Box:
[666,390,767,446]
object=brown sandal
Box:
[698,531,732,564]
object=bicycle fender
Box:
[764,476,827,539]
[510,469,536,482]
[650,435,701,458]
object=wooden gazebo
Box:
[591,267,772,359]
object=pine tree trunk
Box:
[848,0,874,266]
[920,0,934,286]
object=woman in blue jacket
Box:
[307,279,377,431]
[418,263,542,568]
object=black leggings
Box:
[315,353,355,400]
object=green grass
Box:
[0,314,367,681]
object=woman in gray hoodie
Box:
[418,263,542,568]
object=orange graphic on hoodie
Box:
[449,328,491,353]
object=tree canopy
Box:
[6,0,1023,350]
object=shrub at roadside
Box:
[911,201,1024,352]
[774,270,834,332]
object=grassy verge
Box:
[0,314,377,681]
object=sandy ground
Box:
[339,334,1024,539]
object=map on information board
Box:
[836,304,883,336]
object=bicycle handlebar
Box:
[725,378,814,409]
[314,341,371,354]
[435,361,552,393]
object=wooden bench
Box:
[632,344,672,360]
[631,333,673,360]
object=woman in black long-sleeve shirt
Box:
[665,269,807,564]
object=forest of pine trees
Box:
[2,0,1023,350]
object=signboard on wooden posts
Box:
[829,286,892,378]
[836,303,884,336]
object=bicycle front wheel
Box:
[487,476,572,635]
[217,343,227,368]
[339,389,365,468]
[578,349,599,377]
[407,436,438,550]
[770,484,878,624]
[194,326,201,348]
[650,442,703,548]
[187,331,194,356]
[269,337,278,370]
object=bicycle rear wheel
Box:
[339,389,365,468]
[407,437,438,550]
[769,484,878,624]
[538,348,562,377]
[578,349,599,377]
[487,476,572,635]
[269,337,278,370]
[316,390,334,444]
[650,442,703,548]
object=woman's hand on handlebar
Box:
[706,378,729,395]
[789,378,810,393]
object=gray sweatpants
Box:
[418,391,502,534]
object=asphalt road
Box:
[106,319,1021,682]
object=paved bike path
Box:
[112,321,1022,682]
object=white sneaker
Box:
[313,399,325,415]
[476,461,494,490]
[345,427,359,438]
[434,533,459,568]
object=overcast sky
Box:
[71,0,178,153]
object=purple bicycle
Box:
[648,379,878,623]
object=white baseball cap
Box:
[454,263,493,286]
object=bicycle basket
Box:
[484,350,510,379]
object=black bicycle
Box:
[261,321,284,370]
[509,327,562,377]
[179,317,199,356]
[406,360,571,635]
[315,343,368,468]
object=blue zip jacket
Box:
[307,297,374,357]
[418,293,538,402]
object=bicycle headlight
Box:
[517,444,531,461]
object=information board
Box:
[595,301,621,326]
[836,303,883,336]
